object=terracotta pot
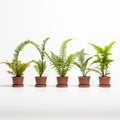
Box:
[12,76,24,87]
[99,76,111,87]
[35,76,47,87]
[56,76,68,87]
[78,76,90,87]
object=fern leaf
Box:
[33,65,40,73]
[78,49,86,65]
[74,62,81,69]
[7,71,15,75]
[13,40,31,61]
[3,60,30,77]
[87,68,101,75]
[45,51,59,70]
[40,37,49,60]
[64,53,76,74]
[42,37,50,50]
[29,41,41,55]
[59,39,72,61]
[104,41,115,54]
[84,57,93,67]
[89,43,103,53]
[82,57,93,75]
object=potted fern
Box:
[89,41,115,87]
[74,49,93,87]
[2,40,32,87]
[3,60,30,87]
[32,37,49,87]
[46,39,77,87]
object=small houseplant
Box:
[3,60,30,87]
[74,49,93,87]
[32,37,49,87]
[46,39,77,87]
[2,40,32,87]
[89,41,115,87]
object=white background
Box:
[0,0,120,120]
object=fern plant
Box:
[45,39,77,77]
[89,41,115,77]
[3,40,33,77]
[32,37,49,76]
[3,60,31,77]
[74,49,93,77]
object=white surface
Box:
[0,0,120,120]
[0,85,120,120]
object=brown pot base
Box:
[35,84,47,87]
[78,84,90,87]
[99,84,111,87]
[12,84,24,87]
[56,84,68,87]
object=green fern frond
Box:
[87,68,102,75]
[29,41,41,55]
[7,71,15,75]
[77,49,87,65]
[40,37,49,60]
[89,43,103,53]
[74,62,81,69]
[3,60,30,77]
[42,37,50,51]
[45,51,59,70]
[59,39,72,61]
[91,59,100,65]
[82,57,93,75]
[13,38,49,61]
[63,53,76,74]
[104,41,115,54]
[74,49,92,76]
[46,39,75,76]
[13,40,31,61]
[33,60,47,76]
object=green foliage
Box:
[29,40,41,55]
[32,37,49,76]
[59,39,72,61]
[3,60,31,77]
[30,37,49,60]
[13,38,49,61]
[13,37,50,76]
[45,39,77,77]
[32,60,46,76]
[89,41,115,77]
[74,49,93,76]
[13,40,31,61]
[40,37,49,60]
[4,40,33,77]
